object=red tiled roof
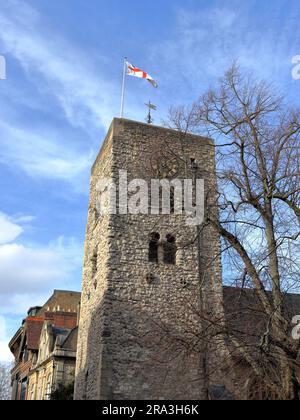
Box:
[26,318,44,350]
[25,313,78,350]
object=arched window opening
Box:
[149,232,160,263]
[190,157,198,170]
[164,235,177,265]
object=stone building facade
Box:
[9,290,81,400]
[27,323,78,400]
[74,118,231,400]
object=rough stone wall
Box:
[75,119,228,400]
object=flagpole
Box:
[120,57,127,118]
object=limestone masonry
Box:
[74,118,229,400]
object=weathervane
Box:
[145,101,157,124]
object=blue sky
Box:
[0,0,299,361]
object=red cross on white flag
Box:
[120,58,158,118]
[125,60,158,88]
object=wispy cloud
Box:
[0,212,23,245]
[0,0,118,131]
[150,3,299,102]
[0,120,93,183]
[0,0,124,189]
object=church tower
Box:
[74,118,228,400]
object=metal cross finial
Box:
[145,101,157,124]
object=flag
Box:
[126,60,158,88]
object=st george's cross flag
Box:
[126,60,158,88]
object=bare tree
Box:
[0,363,11,400]
[166,64,300,400]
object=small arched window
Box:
[149,232,160,263]
[164,234,177,265]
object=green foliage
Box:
[49,381,74,401]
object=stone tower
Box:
[74,118,228,400]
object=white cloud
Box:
[0,231,83,360]
[12,215,35,224]
[0,212,83,315]
[0,238,83,300]
[1,293,49,317]
[0,212,23,245]
[0,218,83,355]
[0,243,67,294]
[0,316,13,362]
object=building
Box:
[74,118,230,400]
[9,290,81,400]
[223,286,300,400]
[27,323,78,400]
[9,308,44,400]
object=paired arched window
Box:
[148,233,176,265]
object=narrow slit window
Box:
[170,187,175,214]
[149,232,160,263]
[91,252,98,276]
[164,234,177,265]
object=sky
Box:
[0,0,300,361]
